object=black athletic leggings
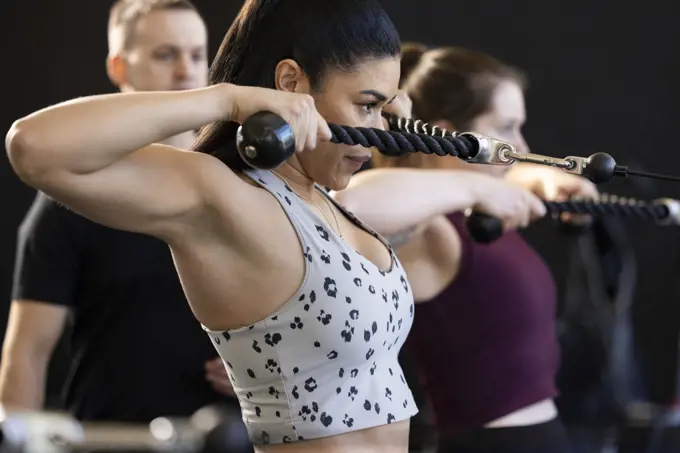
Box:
[437,418,572,453]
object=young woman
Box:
[333,44,599,453]
[5,1,546,451]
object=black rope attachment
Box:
[328,124,476,159]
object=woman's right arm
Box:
[333,167,547,236]
[6,85,327,238]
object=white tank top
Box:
[202,169,417,445]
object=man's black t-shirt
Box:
[13,193,230,422]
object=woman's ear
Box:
[274,59,311,93]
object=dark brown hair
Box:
[399,42,429,87]
[405,45,526,131]
[191,0,401,171]
[375,43,527,169]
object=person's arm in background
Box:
[0,193,79,409]
[504,163,599,201]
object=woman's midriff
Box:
[255,419,410,453]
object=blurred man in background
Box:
[0,0,242,430]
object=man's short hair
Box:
[107,0,198,56]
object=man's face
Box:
[115,8,208,92]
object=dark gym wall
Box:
[1,0,679,400]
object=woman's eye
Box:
[362,103,378,113]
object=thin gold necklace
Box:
[272,171,344,238]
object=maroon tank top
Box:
[404,213,560,436]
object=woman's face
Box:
[466,79,529,178]
[291,57,401,190]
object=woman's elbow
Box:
[6,120,51,183]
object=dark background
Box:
[1,0,679,401]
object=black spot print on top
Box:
[265,359,281,374]
[341,321,355,343]
[317,310,332,325]
[290,317,304,330]
[268,386,280,399]
[303,246,313,262]
[316,225,330,241]
[324,277,338,298]
[400,275,409,292]
[364,322,377,342]
[258,178,267,185]
[347,386,358,401]
[320,413,333,427]
[341,252,351,271]
[298,402,319,421]
[264,332,282,347]
[361,262,370,275]
[304,377,318,392]
[301,290,317,312]
[321,250,331,264]
[284,184,293,192]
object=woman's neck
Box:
[274,162,316,199]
